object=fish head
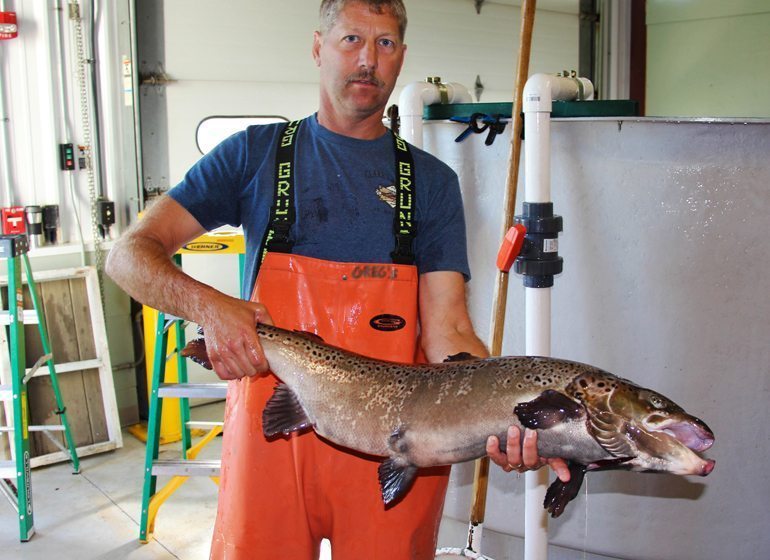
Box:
[567,370,715,477]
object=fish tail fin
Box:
[180,338,212,370]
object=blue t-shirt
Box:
[169,114,470,298]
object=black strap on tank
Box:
[391,132,417,265]
[259,119,301,263]
[259,120,417,266]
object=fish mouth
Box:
[648,417,716,476]
[700,458,716,476]
[656,417,714,453]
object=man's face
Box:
[313,2,406,121]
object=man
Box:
[106,1,568,558]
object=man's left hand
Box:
[487,426,571,483]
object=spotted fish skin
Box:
[255,327,592,461]
[182,324,715,516]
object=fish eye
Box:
[648,394,665,409]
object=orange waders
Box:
[210,121,450,559]
[209,253,450,560]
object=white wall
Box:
[646,0,770,118]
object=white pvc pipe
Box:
[524,73,594,203]
[524,288,551,560]
[522,73,593,560]
[37,0,64,210]
[397,80,472,148]
[0,0,16,205]
[128,0,144,214]
[0,45,13,206]
[525,286,551,356]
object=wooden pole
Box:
[490,0,537,358]
[468,0,538,535]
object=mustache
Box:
[346,70,383,87]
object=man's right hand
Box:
[104,195,274,381]
[197,297,274,380]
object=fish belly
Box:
[535,420,613,465]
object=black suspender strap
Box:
[259,119,302,264]
[391,132,417,265]
[258,120,417,267]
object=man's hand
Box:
[197,297,274,381]
[104,195,274,381]
[487,426,571,483]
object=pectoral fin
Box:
[544,461,588,518]
[514,390,585,429]
[378,458,418,506]
[262,383,312,438]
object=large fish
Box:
[182,324,715,517]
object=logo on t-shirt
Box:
[376,185,396,208]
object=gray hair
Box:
[319,0,407,41]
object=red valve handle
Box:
[496,224,526,272]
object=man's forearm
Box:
[105,234,229,325]
[418,271,489,363]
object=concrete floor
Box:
[1,404,223,560]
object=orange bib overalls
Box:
[209,121,450,560]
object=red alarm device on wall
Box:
[0,12,18,40]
